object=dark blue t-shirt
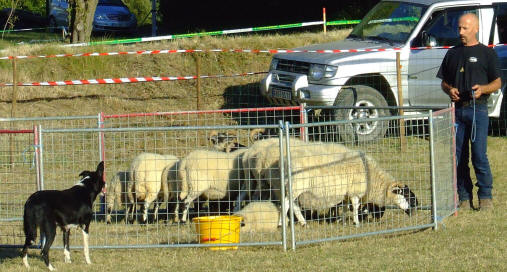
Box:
[437,43,501,103]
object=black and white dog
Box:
[22,161,105,271]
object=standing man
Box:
[437,13,501,211]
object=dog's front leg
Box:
[82,226,92,264]
[63,229,71,263]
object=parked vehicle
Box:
[48,0,137,33]
[261,0,507,142]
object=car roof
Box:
[383,0,507,6]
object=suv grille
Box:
[277,59,310,74]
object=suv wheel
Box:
[333,85,390,143]
[48,17,57,33]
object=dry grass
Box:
[0,137,505,272]
[0,29,350,118]
[0,29,506,271]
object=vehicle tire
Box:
[333,85,390,143]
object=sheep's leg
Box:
[181,192,199,223]
[351,196,360,227]
[233,182,249,212]
[292,202,306,226]
[172,201,180,223]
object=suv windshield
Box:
[349,1,427,44]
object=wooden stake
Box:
[396,52,407,152]
[323,7,327,34]
[10,57,17,165]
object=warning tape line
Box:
[0,72,266,87]
[2,44,505,60]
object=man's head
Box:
[458,13,479,46]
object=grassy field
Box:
[0,29,506,271]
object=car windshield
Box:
[99,0,125,6]
[348,1,427,44]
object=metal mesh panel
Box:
[431,108,457,220]
[0,129,37,246]
[284,115,435,247]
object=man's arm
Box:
[441,80,461,102]
[472,77,502,99]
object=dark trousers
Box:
[455,103,493,201]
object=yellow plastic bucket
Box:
[192,215,242,250]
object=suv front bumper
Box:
[260,72,341,106]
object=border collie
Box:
[22,161,105,271]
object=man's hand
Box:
[441,81,460,102]
[471,84,485,99]
[471,78,502,99]
[448,87,460,102]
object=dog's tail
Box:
[23,200,37,247]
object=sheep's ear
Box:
[209,131,219,144]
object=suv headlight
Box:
[309,64,337,81]
[269,58,279,71]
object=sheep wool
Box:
[178,148,247,222]
[234,201,279,233]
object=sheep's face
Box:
[209,131,241,152]
[389,184,418,216]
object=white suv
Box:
[261,0,506,142]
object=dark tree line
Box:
[159,0,379,33]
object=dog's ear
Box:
[96,161,104,178]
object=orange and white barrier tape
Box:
[0,72,266,87]
[2,44,505,60]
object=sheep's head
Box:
[209,130,241,152]
[249,128,268,142]
[387,183,418,216]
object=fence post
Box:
[278,120,287,251]
[299,103,308,142]
[195,55,201,110]
[98,112,106,215]
[9,57,17,165]
[37,125,45,191]
[428,110,438,230]
[33,125,41,191]
[396,52,407,151]
[284,121,296,251]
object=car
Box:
[48,0,137,33]
[260,0,507,142]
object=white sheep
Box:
[105,171,130,224]
[266,143,418,226]
[178,148,247,223]
[236,136,307,209]
[126,152,179,224]
[233,201,279,233]
[159,160,181,223]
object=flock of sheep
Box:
[105,129,419,232]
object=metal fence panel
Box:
[0,129,38,246]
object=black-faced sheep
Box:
[262,142,418,226]
[178,148,246,223]
[126,152,179,224]
[209,130,245,153]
